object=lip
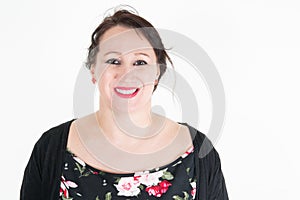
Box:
[114,86,140,98]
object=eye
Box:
[105,58,121,65]
[134,60,148,66]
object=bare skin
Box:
[67,26,193,174]
[67,113,193,174]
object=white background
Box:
[1,0,300,199]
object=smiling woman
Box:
[20,7,228,200]
[93,26,159,113]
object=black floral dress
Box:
[59,146,197,200]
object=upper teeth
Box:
[116,88,137,95]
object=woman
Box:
[21,9,229,200]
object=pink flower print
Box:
[145,185,162,197]
[145,180,172,197]
[190,181,196,199]
[59,176,78,198]
[136,170,164,186]
[159,180,172,193]
[114,177,141,197]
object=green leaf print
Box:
[62,196,73,200]
[183,191,190,200]
[162,171,174,180]
[75,162,85,175]
[186,167,190,174]
[115,177,121,183]
[138,184,144,190]
[95,196,100,200]
[105,192,112,200]
[173,195,183,200]
[172,191,190,200]
[81,171,93,177]
[75,162,95,177]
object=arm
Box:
[20,120,73,200]
[20,142,43,200]
[206,147,229,200]
[194,131,229,200]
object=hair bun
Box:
[103,4,139,19]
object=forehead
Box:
[99,26,154,55]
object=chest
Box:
[59,147,197,200]
[67,120,193,174]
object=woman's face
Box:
[92,26,159,112]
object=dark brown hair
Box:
[86,9,173,92]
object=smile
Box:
[114,87,140,98]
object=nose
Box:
[114,61,136,80]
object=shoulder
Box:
[21,119,77,198]
[179,122,218,160]
[34,119,76,151]
[29,119,76,174]
[177,122,206,145]
[182,123,228,192]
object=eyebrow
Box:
[134,52,150,58]
[104,51,121,56]
[103,51,150,57]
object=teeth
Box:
[116,88,137,95]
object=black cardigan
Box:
[20,119,229,200]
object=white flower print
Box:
[73,156,86,167]
[136,170,164,186]
[114,177,141,197]
[190,181,197,199]
[60,175,78,198]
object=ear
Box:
[156,64,161,79]
[154,64,160,85]
[90,65,97,84]
[90,65,96,77]
[157,64,160,77]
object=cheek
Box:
[98,70,115,93]
[95,63,111,80]
[139,84,155,100]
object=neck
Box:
[97,100,153,137]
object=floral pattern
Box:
[114,176,140,196]
[145,180,172,197]
[59,147,197,199]
[60,176,78,199]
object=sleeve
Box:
[206,147,229,200]
[20,141,43,200]
[20,120,72,200]
[194,131,229,200]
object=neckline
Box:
[65,146,194,177]
[64,118,198,176]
